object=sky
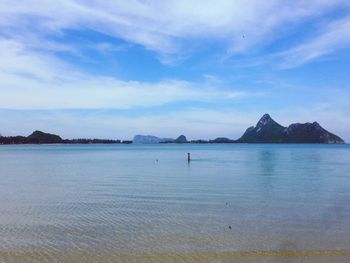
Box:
[0,0,349,141]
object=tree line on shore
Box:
[0,130,132,144]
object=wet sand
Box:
[1,249,350,263]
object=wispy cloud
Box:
[0,1,349,139]
[0,0,349,62]
[279,15,350,68]
[0,39,249,110]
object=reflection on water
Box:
[0,144,350,262]
[259,149,276,176]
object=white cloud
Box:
[0,1,349,139]
[0,0,349,59]
[279,15,350,68]
[0,39,248,109]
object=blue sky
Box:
[0,0,349,141]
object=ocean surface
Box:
[0,144,350,262]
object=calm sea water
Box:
[0,144,350,262]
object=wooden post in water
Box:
[187,152,191,162]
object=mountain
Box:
[237,114,285,143]
[26,130,63,144]
[284,122,344,143]
[174,135,188,143]
[210,137,235,143]
[237,114,344,144]
[132,134,188,144]
[133,135,174,144]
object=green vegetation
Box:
[0,131,122,144]
[237,114,344,144]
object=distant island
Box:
[236,114,344,143]
[133,114,345,144]
[0,114,345,144]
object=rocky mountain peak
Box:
[311,121,322,130]
[174,135,188,143]
[238,115,344,144]
[256,113,274,128]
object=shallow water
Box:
[0,144,350,262]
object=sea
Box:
[0,144,350,262]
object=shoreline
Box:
[1,249,350,263]
[0,142,348,145]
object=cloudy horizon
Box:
[1,1,349,141]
